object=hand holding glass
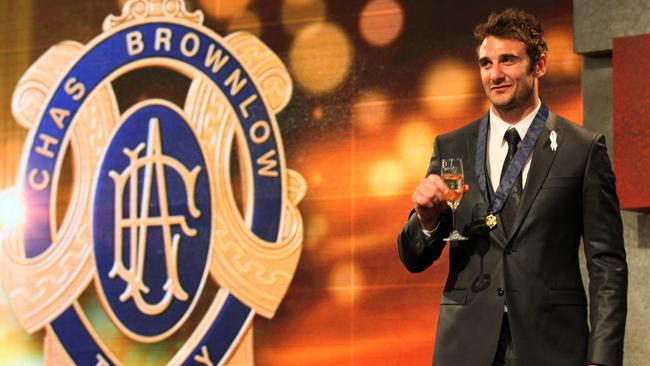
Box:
[441,158,468,242]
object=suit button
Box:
[497,288,505,296]
[504,248,512,255]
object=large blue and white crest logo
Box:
[0,0,306,364]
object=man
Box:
[398,8,627,366]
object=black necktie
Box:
[500,128,522,234]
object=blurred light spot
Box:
[352,89,389,133]
[289,22,353,95]
[547,89,583,125]
[309,172,323,187]
[281,0,326,35]
[312,106,324,121]
[359,0,404,47]
[398,116,436,179]
[0,187,26,229]
[0,353,42,366]
[328,260,366,305]
[544,25,581,78]
[0,310,42,363]
[367,159,406,196]
[227,11,262,36]
[198,0,251,20]
[285,0,317,5]
[420,58,476,119]
[307,213,329,241]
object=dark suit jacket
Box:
[398,111,628,366]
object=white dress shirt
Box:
[487,99,541,191]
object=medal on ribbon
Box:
[486,214,498,229]
[475,103,549,230]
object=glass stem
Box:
[451,208,456,233]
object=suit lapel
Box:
[507,112,563,243]
[465,125,479,182]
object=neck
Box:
[493,98,538,125]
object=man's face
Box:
[477,36,545,111]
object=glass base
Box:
[443,230,468,242]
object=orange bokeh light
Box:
[544,25,581,79]
[281,0,327,35]
[367,159,406,197]
[397,116,436,182]
[227,10,261,36]
[420,58,478,119]
[328,260,366,305]
[197,0,251,20]
[351,89,390,133]
[312,105,324,121]
[289,22,353,95]
[359,0,404,47]
[306,213,329,242]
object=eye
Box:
[478,59,491,69]
[501,55,517,65]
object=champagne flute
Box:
[441,158,468,242]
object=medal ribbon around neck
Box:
[475,102,548,222]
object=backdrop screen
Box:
[0,0,580,364]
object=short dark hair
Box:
[474,8,548,67]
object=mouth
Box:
[490,85,512,92]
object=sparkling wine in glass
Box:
[441,158,468,242]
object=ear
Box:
[534,53,547,77]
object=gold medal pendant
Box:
[486,214,497,229]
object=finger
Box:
[427,174,450,193]
[417,183,447,204]
[425,174,442,184]
[463,184,469,192]
[413,186,446,207]
[419,176,447,194]
[421,176,440,189]
[416,182,436,196]
[412,191,434,208]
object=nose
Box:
[490,64,505,83]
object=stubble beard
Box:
[487,83,535,112]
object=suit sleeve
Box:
[582,134,628,366]
[397,137,452,273]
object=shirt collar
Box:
[489,99,542,142]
